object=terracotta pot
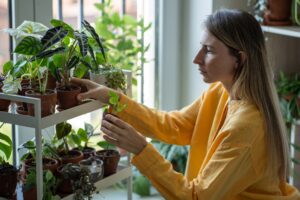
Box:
[95,149,120,177]
[23,186,37,200]
[46,73,57,90]
[25,89,57,117]
[264,0,293,25]
[59,150,84,164]
[23,157,59,176]
[0,83,11,112]
[73,147,96,159]
[56,85,81,110]
[0,163,18,198]
[16,83,32,114]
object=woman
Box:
[71,9,300,200]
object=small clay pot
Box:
[25,89,57,117]
[58,150,84,164]
[73,147,96,159]
[95,149,120,177]
[56,85,81,110]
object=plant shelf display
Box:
[0,93,133,200]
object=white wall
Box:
[158,0,212,110]
[158,0,250,110]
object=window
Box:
[0,0,10,72]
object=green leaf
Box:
[82,20,106,62]
[123,15,137,26]
[56,122,72,140]
[3,61,13,76]
[84,122,94,138]
[50,19,74,32]
[97,140,116,149]
[23,140,36,150]
[70,133,82,147]
[52,54,65,67]
[17,20,49,34]
[0,142,11,160]
[14,36,43,55]
[41,26,68,50]
[67,56,80,70]
[77,128,88,142]
[75,31,88,57]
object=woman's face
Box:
[193,30,238,90]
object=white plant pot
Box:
[89,71,107,85]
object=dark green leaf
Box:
[82,20,106,61]
[41,26,68,50]
[14,36,43,55]
[75,32,88,57]
[67,56,80,70]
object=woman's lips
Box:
[199,68,207,74]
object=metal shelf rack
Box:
[0,93,132,200]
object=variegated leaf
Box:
[14,36,43,55]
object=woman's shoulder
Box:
[223,101,265,145]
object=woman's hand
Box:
[101,114,147,155]
[70,77,115,103]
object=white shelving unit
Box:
[261,25,300,38]
[0,72,133,200]
[0,93,133,200]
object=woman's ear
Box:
[236,51,247,68]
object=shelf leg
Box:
[35,101,43,200]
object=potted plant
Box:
[49,19,88,110]
[3,22,69,117]
[0,124,18,199]
[22,168,59,200]
[57,163,96,198]
[80,20,127,92]
[95,91,127,177]
[55,121,83,164]
[18,140,59,178]
[263,0,293,25]
[69,122,98,159]
[79,157,104,183]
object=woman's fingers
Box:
[104,114,128,129]
[102,119,124,136]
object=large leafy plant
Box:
[78,20,126,92]
[94,0,151,88]
[45,19,88,89]
[2,21,68,94]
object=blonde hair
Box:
[205,9,289,180]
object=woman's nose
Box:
[193,50,203,65]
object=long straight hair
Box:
[205,9,289,180]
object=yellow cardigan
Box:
[119,82,300,200]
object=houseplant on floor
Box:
[0,123,18,199]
